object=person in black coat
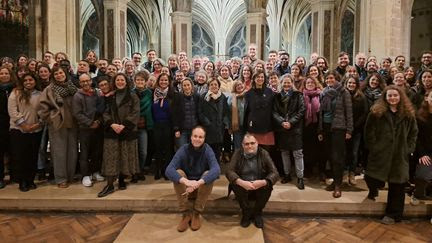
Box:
[0,67,16,188]
[173,78,200,147]
[344,76,368,185]
[198,78,229,162]
[273,74,305,189]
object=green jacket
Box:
[364,111,418,183]
[135,88,154,130]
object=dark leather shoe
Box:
[281,175,292,184]
[19,181,29,192]
[27,181,37,190]
[297,178,305,190]
[98,185,114,197]
[118,180,127,190]
[254,214,264,228]
[240,214,251,227]
[130,175,139,183]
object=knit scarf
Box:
[153,87,168,107]
[303,89,321,125]
[204,90,222,102]
[52,80,77,99]
[321,82,343,112]
[364,86,382,102]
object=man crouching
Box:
[165,126,221,232]
[226,133,279,228]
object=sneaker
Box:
[325,178,334,186]
[93,172,105,182]
[381,216,395,225]
[82,176,93,187]
[349,172,357,185]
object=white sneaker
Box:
[93,172,105,182]
[82,176,93,187]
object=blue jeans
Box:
[137,129,148,171]
[175,130,192,148]
[346,132,361,172]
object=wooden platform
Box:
[0,176,431,218]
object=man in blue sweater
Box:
[165,126,220,232]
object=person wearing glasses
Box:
[226,133,279,229]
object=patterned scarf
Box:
[52,80,77,99]
[364,86,382,102]
[303,89,321,125]
[153,87,168,107]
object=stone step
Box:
[0,177,430,217]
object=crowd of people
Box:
[0,44,432,228]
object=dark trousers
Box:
[153,122,173,174]
[209,143,222,163]
[322,124,346,186]
[9,129,42,182]
[78,128,103,176]
[0,129,8,180]
[231,183,272,216]
[303,123,325,176]
[365,175,405,221]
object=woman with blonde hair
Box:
[364,85,417,224]
[227,80,246,150]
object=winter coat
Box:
[172,92,200,132]
[198,93,229,144]
[318,86,353,134]
[416,116,432,158]
[364,111,418,183]
[272,90,305,150]
[244,87,274,133]
[226,147,280,186]
[135,88,154,130]
[349,91,369,134]
[0,83,14,133]
[103,90,140,141]
[72,89,105,129]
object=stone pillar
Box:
[310,0,339,67]
[28,0,45,60]
[359,0,414,61]
[159,0,172,60]
[103,0,129,60]
[246,9,267,60]
[45,0,79,63]
[170,11,192,57]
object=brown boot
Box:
[190,211,201,231]
[177,212,191,232]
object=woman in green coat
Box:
[364,85,418,225]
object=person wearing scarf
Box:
[273,74,306,189]
[228,81,246,150]
[318,71,353,198]
[38,66,78,188]
[302,77,323,180]
[198,78,229,163]
[151,73,174,180]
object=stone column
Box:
[246,9,267,60]
[28,0,45,60]
[170,11,192,57]
[159,0,172,60]
[44,0,79,63]
[310,0,339,67]
[359,0,414,61]
[103,0,130,60]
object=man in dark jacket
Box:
[165,126,221,232]
[226,134,279,228]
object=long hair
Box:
[417,91,432,122]
[15,73,40,104]
[370,85,415,118]
[251,70,267,89]
[361,72,386,91]
[238,64,253,82]
[343,76,363,100]
[0,66,17,84]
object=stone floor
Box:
[0,175,431,217]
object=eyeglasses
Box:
[243,141,256,146]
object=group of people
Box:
[0,45,432,229]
